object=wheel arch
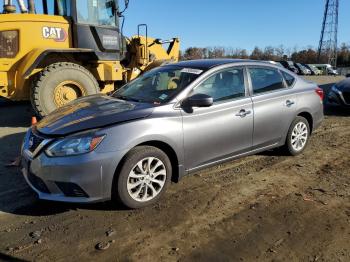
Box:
[113,140,182,185]
[297,111,314,134]
[21,48,97,79]
[281,110,314,146]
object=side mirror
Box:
[182,93,213,108]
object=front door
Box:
[181,67,254,171]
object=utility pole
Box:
[317,0,339,67]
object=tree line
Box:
[180,43,350,67]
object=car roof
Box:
[169,59,259,70]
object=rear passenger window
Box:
[281,71,295,87]
[249,67,285,94]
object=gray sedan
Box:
[21,59,324,208]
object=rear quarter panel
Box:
[294,79,324,132]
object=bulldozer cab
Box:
[37,0,123,60]
[72,0,123,60]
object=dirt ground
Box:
[0,76,349,262]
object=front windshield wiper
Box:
[114,95,141,103]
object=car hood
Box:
[36,95,155,136]
[335,78,350,91]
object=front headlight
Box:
[45,135,105,157]
[0,30,19,58]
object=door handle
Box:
[235,109,251,118]
[286,100,295,107]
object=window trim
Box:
[186,66,249,105]
[280,70,296,88]
[246,65,293,97]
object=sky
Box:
[11,0,350,52]
[122,0,350,52]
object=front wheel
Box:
[112,146,172,209]
[283,116,310,156]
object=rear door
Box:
[181,67,253,171]
[247,66,297,149]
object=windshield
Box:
[287,62,296,68]
[113,66,204,104]
[297,64,306,70]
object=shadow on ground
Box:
[0,101,32,128]
[0,252,29,262]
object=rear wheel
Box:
[31,62,99,117]
[112,146,172,209]
[283,116,310,156]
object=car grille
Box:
[55,182,89,198]
[28,172,50,194]
[342,91,350,104]
[28,130,45,153]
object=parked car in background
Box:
[311,64,338,76]
[327,67,339,76]
[295,63,312,75]
[21,59,324,209]
[279,61,299,74]
[304,64,322,75]
[327,78,350,107]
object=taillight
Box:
[315,87,324,101]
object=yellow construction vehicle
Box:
[0,0,180,116]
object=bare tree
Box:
[181,44,350,66]
[182,47,206,60]
[250,47,264,60]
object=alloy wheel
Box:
[291,122,308,151]
[127,157,167,202]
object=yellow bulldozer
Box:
[0,0,180,117]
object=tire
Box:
[283,116,310,156]
[31,62,99,117]
[112,146,172,209]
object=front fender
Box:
[20,48,95,79]
[96,115,185,168]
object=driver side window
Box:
[192,68,246,102]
